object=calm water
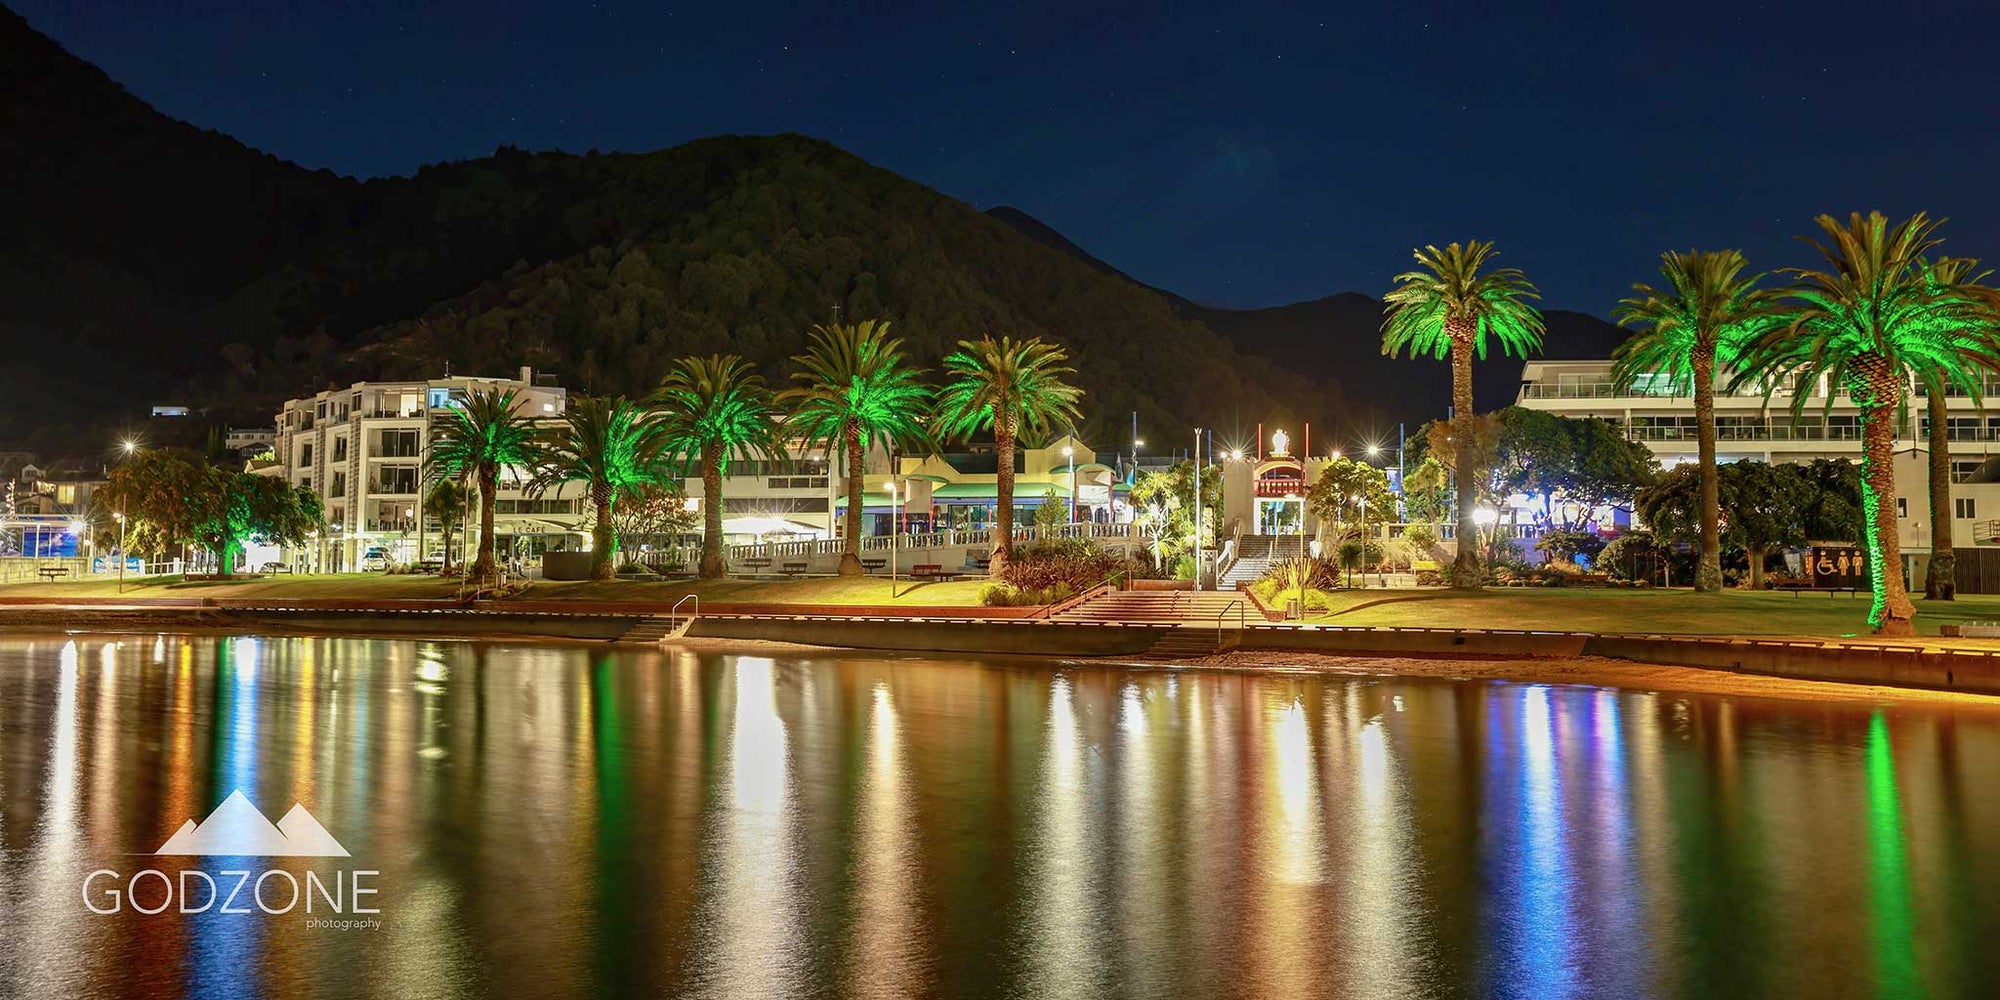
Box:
[2,636,1999,999]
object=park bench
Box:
[781,561,809,576]
[740,557,773,574]
[260,562,292,574]
[37,566,70,582]
[910,563,957,582]
[861,557,887,573]
[971,556,992,572]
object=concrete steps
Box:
[1140,623,1243,659]
[613,614,691,645]
[1055,590,1255,626]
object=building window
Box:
[1957,497,1976,520]
[332,437,348,462]
[1897,497,1907,518]
[299,443,313,468]
[376,466,419,494]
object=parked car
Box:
[361,546,392,572]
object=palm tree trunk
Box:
[700,445,726,579]
[471,462,499,581]
[1925,389,1955,600]
[1857,362,1916,635]
[1448,326,1481,589]
[1692,342,1723,593]
[589,482,615,582]
[839,421,864,577]
[992,412,1016,578]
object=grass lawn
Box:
[0,572,992,607]
[1305,586,2000,638]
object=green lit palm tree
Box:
[527,396,679,582]
[654,355,785,579]
[936,336,1084,576]
[425,388,538,582]
[1734,212,2000,635]
[1381,240,1545,588]
[1612,249,1784,594]
[1916,257,2000,601]
[781,320,933,577]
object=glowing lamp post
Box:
[1063,445,1076,525]
[885,479,901,598]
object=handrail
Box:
[1215,598,1244,647]
[1036,568,1125,620]
[670,594,699,630]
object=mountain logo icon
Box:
[154,790,350,857]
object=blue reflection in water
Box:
[1484,685,1577,999]
[187,637,264,998]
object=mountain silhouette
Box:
[154,790,350,857]
[985,208,1631,434]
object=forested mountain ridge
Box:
[2,6,1333,447]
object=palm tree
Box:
[654,355,785,579]
[1381,240,1545,588]
[1915,257,2000,601]
[781,320,933,577]
[936,336,1084,576]
[1734,212,2000,635]
[423,477,470,574]
[425,388,538,582]
[1612,249,1783,593]
[528,396,679,582]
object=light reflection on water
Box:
[2,635,2000,998]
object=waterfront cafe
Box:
[884,432,1125,530]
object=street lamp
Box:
[884,479,902,598]
[1192,428,1204,589]
[1062,445,1076,524]
[114,511,127,593]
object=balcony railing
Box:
[1520,382,1780,401]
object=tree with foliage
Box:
[1490,407,1657,531]
[1734,212,2000,634]
[100,450,321,578]
[654,355,785,579]
[1382,240,1545,588]
[423,478,470,574]
[1794,457,1865,543]
[1129,460,1222,570]
[781,320,932,576]
[527,396,679,581]
[610,482,697,559]
[936,336,1085,577]
[1401,455,1453,527]
[1304,457,1395,553]
[1033,487,1068,532]
[424,388,538,582]
[1612,249,1783,593]
[1914,257,2000,600]
[1638,460,1862,589]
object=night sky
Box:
[16,1,2000,313]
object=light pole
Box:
[885,478,901,598]
[1192,428,1204,589]
[1063,445,1076,524]
[114,512,127,593]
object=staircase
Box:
[614,615,692,645]
[1220,534,1289,589]
[1053,589,1251,624]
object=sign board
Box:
[1809,545,1868,589]
[1077,484,1110,507]
[92,557,144,574]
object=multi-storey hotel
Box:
[1515,359,2000,580]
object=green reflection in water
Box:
[1866,711,1918,997]
[590,653,636,993]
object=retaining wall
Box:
[688,615,1167,657]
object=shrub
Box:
[1001,537,1119,593]
[1336,539,1385,570]
[1538,530,1606,566]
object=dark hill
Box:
[1,7,1334,447]
[985,208,1631,437]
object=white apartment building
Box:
[274,369,876,570]
[1516,359,2000,577]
